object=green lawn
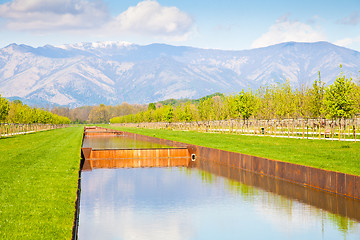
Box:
[108,126,360,176]
[0,126,84,239]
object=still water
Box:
[78,166,360,240]
[82,136,173,149]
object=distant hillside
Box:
[0,41,359,107]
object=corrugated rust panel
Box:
[337,172,346,195]
[324,170,337,193]
[219,150,229,166]
[345,175,355,199]
[259,157,269,175]
[309,167,323,189]
[252,156,269,175]
[285,163,307,185]
[267,159,276,177]
[198,146,207,160]
[238,154,244,169]
[251,156,261,174]
[275,160,286,179]
[203,147,217,163]
[87,157,190,169]
[242,155,252,171]
[229,152,239,168]
[204,147,214,163]
[355,176,360,199]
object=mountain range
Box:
[0,41,359,107]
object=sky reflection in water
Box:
[79,167,360,240]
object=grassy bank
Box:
[108,126,360,176]
[0,126,83,239]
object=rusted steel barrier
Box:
[196,159,360,222]
[81,127,191,170]
[84,131,124,136]
[99,127,360,200]
[82,148,190,170]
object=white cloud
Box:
[0,0,109,31]
[251,16,326,48]
[335,36,360,48]
[108,1,194,38]
[0,0,194,41]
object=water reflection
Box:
[82,136,173,149]
[194,159,360,224]
[79,165,360,240]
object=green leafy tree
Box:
[88,104,110,123]
[293,85,309,118]
[148,103,156,111]
[162,105,174,122]
[255,86,275,119]
[197,98,215,121]
[236,90,256,120]
[224,94,239,119]
[273,81,296,119]
[0,95,10,122]
[323,70,357,119]
[308,71,325,118]
[182,102,194,121]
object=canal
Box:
[78,129,360,239]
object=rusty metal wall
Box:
[196,159,360,222]
[84,157,190,169]
[88,148,189,159]
[82,127,190,170]
[98,127,360,200]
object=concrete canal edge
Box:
[119,129,360,200]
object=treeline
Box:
[50,93,223,124]
[111,70,360,124]
[51,103,146,123]
[157,92,223,106]
[50,94,223,124]
[0,98,70,124]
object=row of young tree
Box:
[111,70,360,124]
[0,97,71,124]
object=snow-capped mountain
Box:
[0,41,359,107]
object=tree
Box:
[224,94,239,119]
[308,71,325,118]
[323,69,356,119]
[88,104,110,123]
[255,86,275,119]
[0,95,10,122]
[235,90,256,120]
[197,98,215,121]
[162,105,174,122]
[273,80,296,119]
[148,103,156,111]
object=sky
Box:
[0,0,359,51]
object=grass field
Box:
[0,126,83,239]
[108,126,360,176]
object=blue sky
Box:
[0,0,359,51]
